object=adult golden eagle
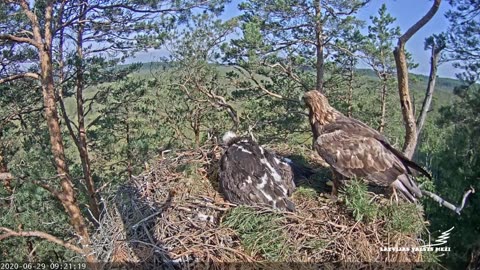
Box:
[219,132,297,211]
[303,90,431,202]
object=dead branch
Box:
[394,0,442,158]
[0,227,83,254]
[422,187,475,215]
[398,1,441,44]
[416,35,446,137]
[91,1,211,14]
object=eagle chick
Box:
[303,90,431,202]
[219,132,296,211]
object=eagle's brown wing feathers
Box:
[315,129,405,187]
[304,90,426,202]
[315,116,424,201]
[322,116,431,179]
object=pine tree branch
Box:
[233,65,299,103]
[32,180,63,202]
[0,73,40,84]
[0,227,83,254]
[92,1,211,14]
[0,34,38,46]
[1,105,44,130]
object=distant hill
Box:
[356,68,462,93]
[124,61,463,93]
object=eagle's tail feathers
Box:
[380,141,432,179]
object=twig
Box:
[422,186,475,215]
[131,211,162,230]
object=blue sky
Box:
[222,0,457,78]
[356,0,456,78]
[131,0,458,78]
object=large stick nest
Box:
[91,144,426,269]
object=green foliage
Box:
[222,206,292,261]
[144,12,239,149]
[223,0,369,143]
[341,179,380,222]
[0,81,69,261]
[422,250,441,264]
[341,179,424,236]
[90,73,170,180]
[363,3,400,74]
[1,0,478,266]
[420,86,480,267]
[383,204,424,235]
[446,0,480,87]
[293,186,318,200]
[0,183,74,261]
[0,0,230,262]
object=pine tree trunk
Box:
[39,48,90,243]
[39,46,96,268]
[193,109,201,148]
[347,66,354,117]
[394,44,417,158]
[379,79,387,133]
[314,0,324,93]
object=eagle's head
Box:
[222,131,238,146]
[303,90,336,125]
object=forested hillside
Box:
[0,0,479,269]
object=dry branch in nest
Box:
[422,187,475,215]
[91,145,430,268]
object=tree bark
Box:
[347,63,354,117]
[416,42,443,138]
[379,78,387,133]
[39,47,93,252]
[314,0,324,93]
[19,1,96,265]
[394,0,441,158]
[192,107,202,148]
